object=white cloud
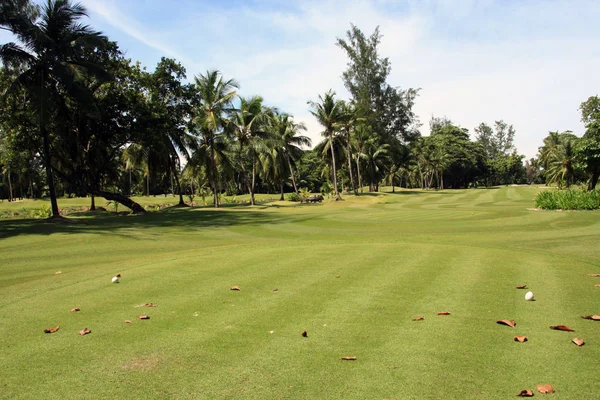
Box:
[73,0,600,158]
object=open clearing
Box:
[1,186,599,399]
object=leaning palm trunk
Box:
[329,132,341,199]
[287,156,299,194]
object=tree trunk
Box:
[173,166,186,206]
[90,193,96,211]
[7,172,13,202]
[588,169,600,191]
[41,125,60,218]
[329,132,341,200]
[240,160,254,205]
[279,179,285,201]
[210,142,219,208]
[51,167,146,214]
[250,158,256,205]
[287,156,299,194]
[95,190,146,214]
[356,157,363,194]
[129,169,132,195]
[347,138,356,195]
[146,172,149,197]
[29,179,33,199]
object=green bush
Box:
[298,188,311,200]
[286,192,300,202]
[535,187,600,210]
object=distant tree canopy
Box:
[1,7,597,211]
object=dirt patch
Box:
[122,354,162,371]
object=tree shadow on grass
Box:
[0,207,294,240]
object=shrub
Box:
[298,188,311,200]
[535,187,600,210]
[287,192,300,202]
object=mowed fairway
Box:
[1,186,599,399]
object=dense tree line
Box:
[1,1,599,216]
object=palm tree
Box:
[352,124,371,193]
[539,131,578,187]
[545,136,578,188]
[338,102,361,195]
[358,135,390,191]
[272,113,311,195]
[122,144,150,196]
[308,90,345,200]
[190,70,238,207]
[0,0,108,218]
[229,96,273,205]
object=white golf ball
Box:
[525,291,534,301]
[111,276,119,283]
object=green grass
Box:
[1,186,599,399]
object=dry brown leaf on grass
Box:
[335,275,340,278]
[301,330,308,337]
[230,286,241,291]
[124,320,132,324]
[595,284,600,287]
[437,311,451,315]
[497,319,516,328]
[588,273,600,277]
[536,384,555,394]
[79,328,91,336]
[550,325,575,332]
[138,315,150,320]
[55,271,62,275]
[516,389,534,397]
[70,307,80,312]
[514,336,528,343]
[572,338,585,346]
[516,285,527,289]
[412,316,424,321]
[44,326,59,333]
[273,288,279,292]
[144,303,157,307]
[340,356,357,360]
[581,315,600,321]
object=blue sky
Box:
[4,0,600,157]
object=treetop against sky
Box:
[1,0,598,158]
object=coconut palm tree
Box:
[337,102,361,195]
[358,135,390,191]
[190,70,238,207]
[308,90,345,200]
[229,96,273,205]
[539,131,578,187]
[0,0,109,218]
[272,113,311,195]
[545,135,578,188]
[352,124,371,192]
